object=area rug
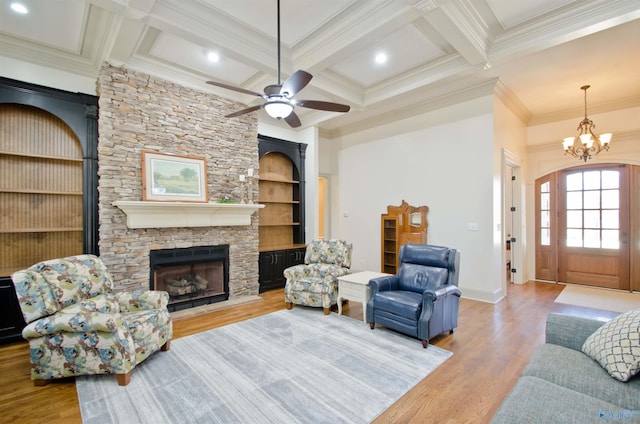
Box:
[554,285,640,313]
[76,308,452,424]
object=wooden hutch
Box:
[381,200,429,274]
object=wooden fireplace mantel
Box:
[112,201,264,229]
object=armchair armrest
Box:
[22,312,121,338]
[283,264,313,280]
[545,313,607,351]
[116,290,169,312]
[423,285,462,302]
[368,275,399,295]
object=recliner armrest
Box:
[116,290,169,312]
[423,285,462,302]
[368,275,399,294]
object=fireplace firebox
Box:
[149,245,229,312]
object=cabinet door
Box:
[0,277,25,344]
[259,250,287,292]
[286,247,305,267]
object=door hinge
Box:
[511,268,516,273]
[510,206,516,212]
[511,175,516,181]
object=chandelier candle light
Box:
[562,85,612,162]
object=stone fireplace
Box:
[96,64,260,307]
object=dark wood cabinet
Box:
[258,247,305,293]
[0,277,25,344]
[257,134,307,292]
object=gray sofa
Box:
[492,313,640,424]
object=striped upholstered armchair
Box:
[11,254,172,386]
[284,239,352,315]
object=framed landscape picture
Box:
[142,151,208,202]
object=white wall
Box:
[328,94,500,302]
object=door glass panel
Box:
[602,189,619,209]
[584,191,600,209]
[566,173,582,190]
[602,171,619,189]
[541,211,550,227]
[602,210,619,229]
[567,229,583,247]
[584,210,600,228]
[541,192,550,210]
[567,210,582,228]
[541,228,550,245]
[602,230,620,249]
[584,229,600,248]
[567,192,582,209]
[583,171,601,190]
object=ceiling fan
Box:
[206,0,350,128]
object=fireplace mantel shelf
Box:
[113,201,264,229]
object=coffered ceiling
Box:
[1,0,639,138]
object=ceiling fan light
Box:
[264,101,294,119]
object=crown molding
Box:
[529,96,640,126]
[494,79,532,123]
[490,0,640,62]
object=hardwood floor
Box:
[0,281,618,424]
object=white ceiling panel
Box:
[148,32,258,84]
[0,0,87,53]
[486,0,576,29]
[330,24,444,87]
[200,0,356,46]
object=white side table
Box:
[337,271,391,323]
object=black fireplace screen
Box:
[149,245,229,311]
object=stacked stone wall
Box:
[97,64,259,298]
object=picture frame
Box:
[142,150,208,202]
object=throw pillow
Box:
[581,309,640,382]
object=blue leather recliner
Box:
[367,244,461,348]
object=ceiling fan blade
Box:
[207,81,264,98]
[280,70,312,97]
[225,105,263,118]
[296,100,350,113]
[284,111,301,128]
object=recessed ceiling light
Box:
[10,2,29,14]
[207,52,220,63]
[375,52,387,65]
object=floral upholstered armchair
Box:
[284,239,352,315]
[11,254,172,386]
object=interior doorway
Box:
[502,149,523,295]
[318,176,328,240]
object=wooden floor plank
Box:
[0,281,618,423]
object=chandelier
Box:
[562,85,612,162]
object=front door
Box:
[557,165,630,289]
